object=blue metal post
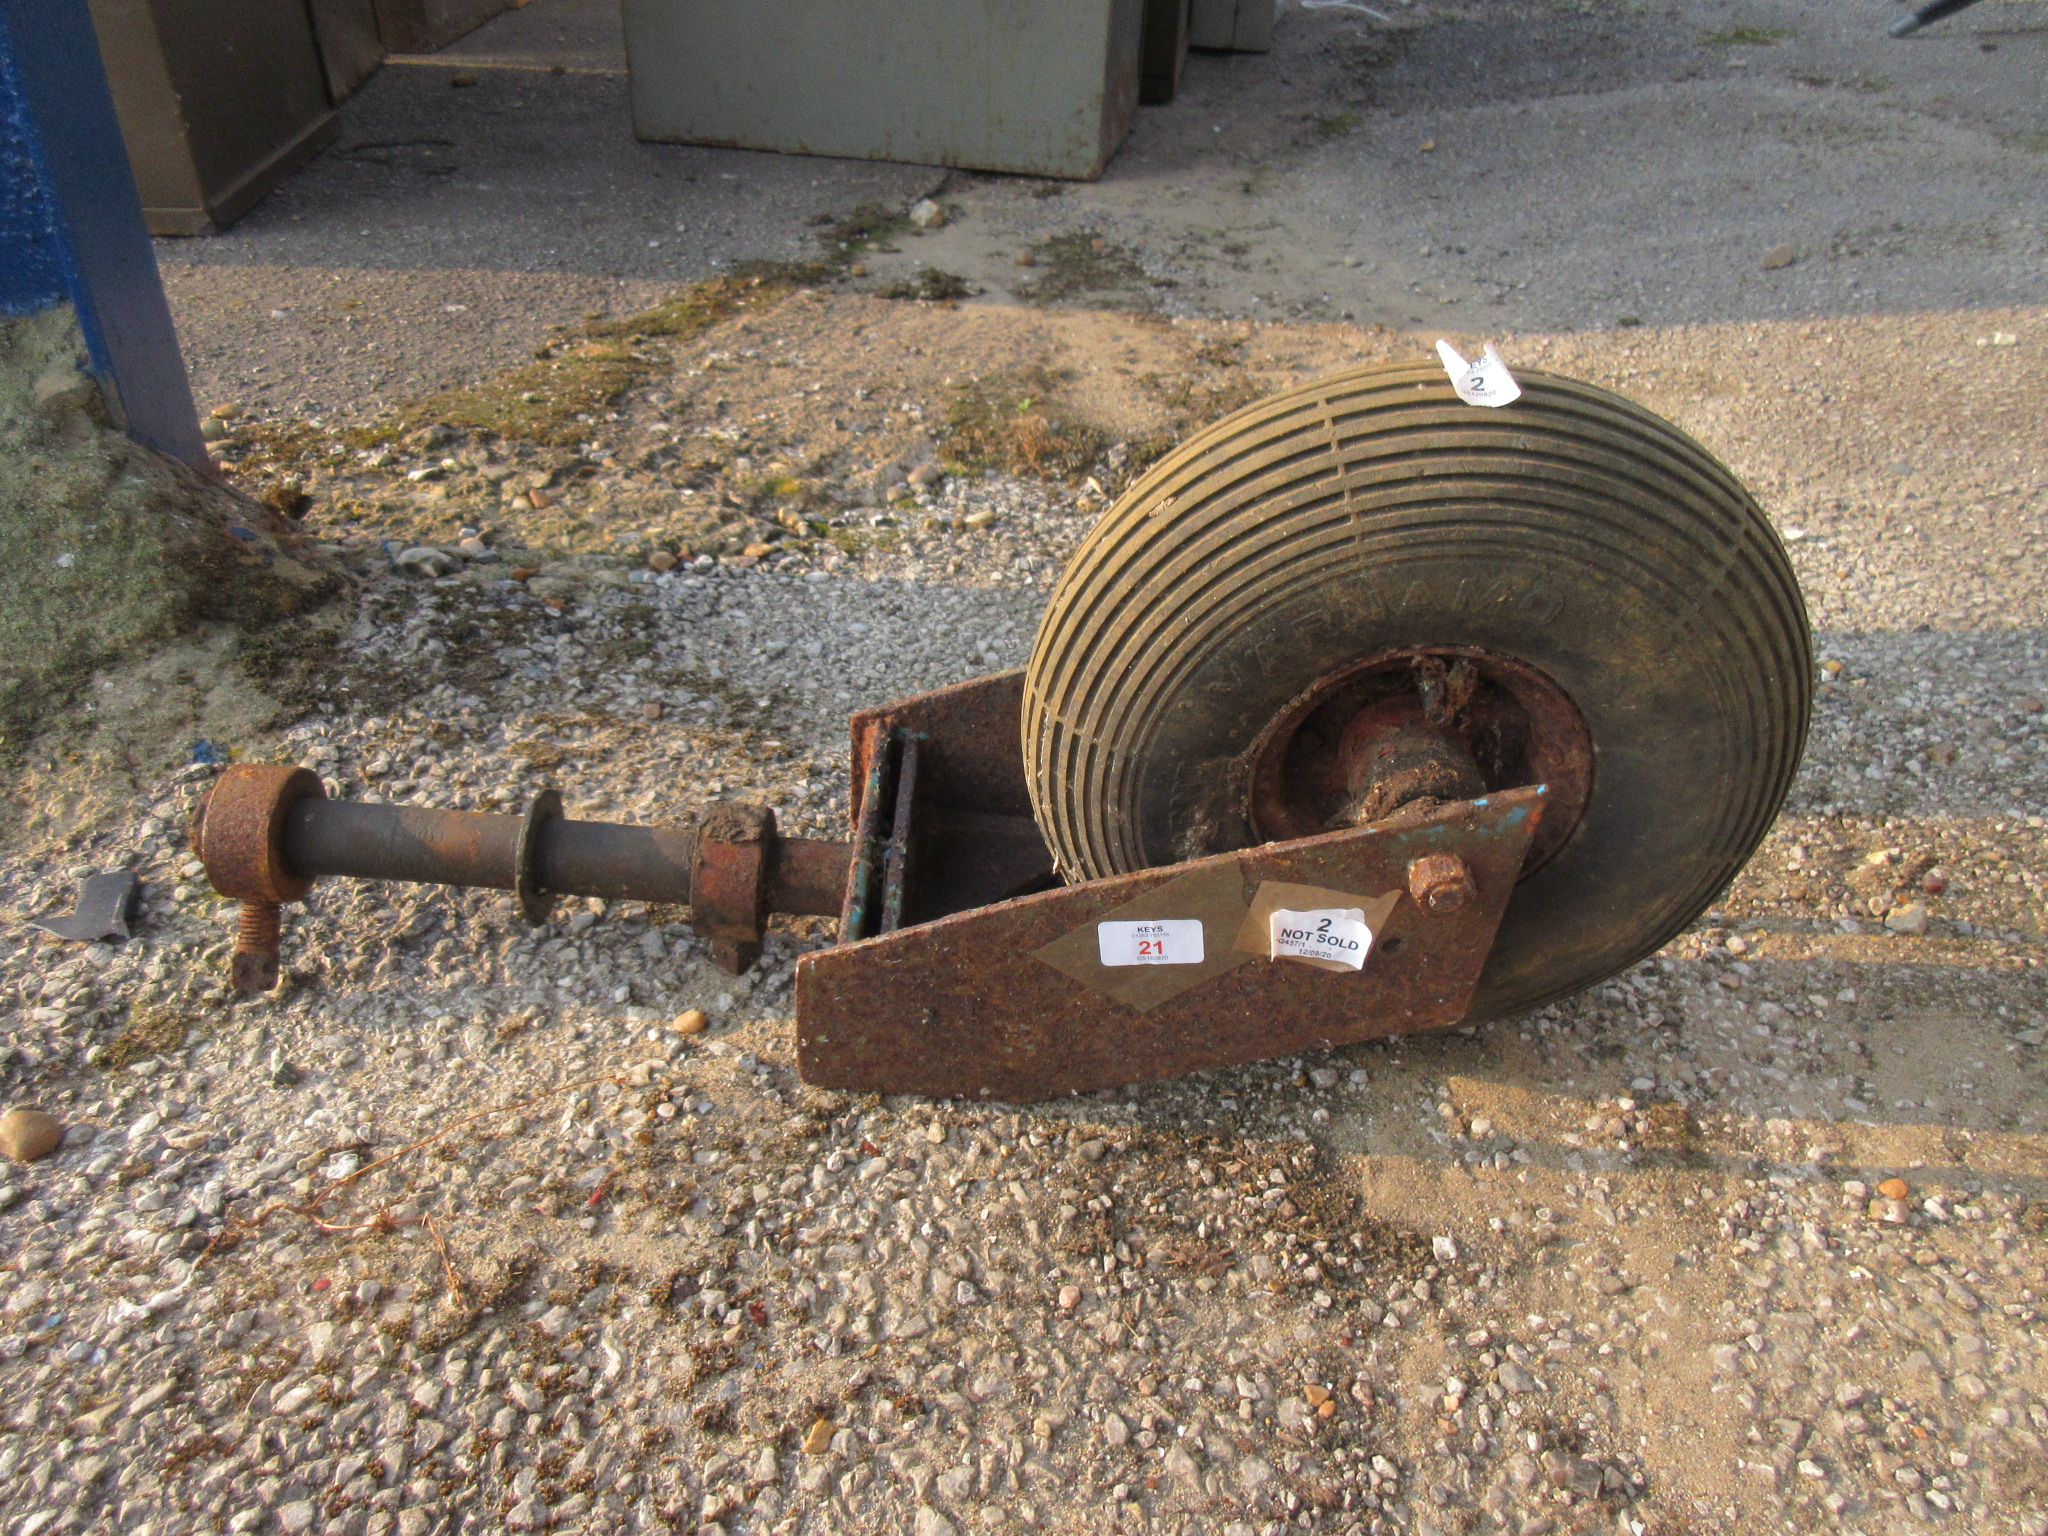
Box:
[0,0,204,467]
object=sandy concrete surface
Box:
[156,265,677,423]
[152,0,2048,417]
[896,0,2048,331]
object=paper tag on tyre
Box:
[1435,339,1522,408]
[1097,919,1205,967]
[1267,908,1373,970]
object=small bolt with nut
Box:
[190,764,326,994]
[232,900,284,992]
[1408,854,1476,914]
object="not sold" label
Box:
[1267,908,1373,970]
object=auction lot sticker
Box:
[1033,862,1253,1011]
[1097,919,1205,967]
[1267,908,1372,970]
[1235,880,1399,974]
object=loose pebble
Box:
[1884,901,1932,934]
[0,1108,61,1163]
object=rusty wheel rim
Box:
[1244,646,1594,878]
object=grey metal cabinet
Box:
[87,0,338,235]
[1191,0,1274,51]
[372,0,510,53]
[309,0,386,102]
[1141,0,1190,103]
[623,0,1147,181]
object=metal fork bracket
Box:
[800,787,1545,1100]
[799,671,1547,1100]
[841,726,935,942]
[839,720,897,944]
[838,671,1063,941]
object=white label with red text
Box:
[1097,919,1205,967]
[1268,908,1372,970]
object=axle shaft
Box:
[283,798,851,914]
[193,766,853,992]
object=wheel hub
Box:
[1244,647,1594,877]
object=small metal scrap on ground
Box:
[32,869,140,943]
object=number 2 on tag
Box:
[1268,908,1373,970]
[1435,339,1522,408]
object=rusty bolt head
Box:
[192,764,326,904]
[1408,854,1476,915]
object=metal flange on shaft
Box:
[190,764,853,993]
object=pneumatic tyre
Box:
[1022,360,1811,1020]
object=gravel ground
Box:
[3,285,2046,1536]
[6,0,2045,1528]
[155,267,677,426]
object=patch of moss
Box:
[381,340,646,447]
[98,1006,191,1071]
[229,609,344,708]
[942,367,1110,483]
[1140,369,1268,434]
[1015,232,1157,305]
[811,203,914,266]
[1700,25,1794,44]
[589,601,659,664]
[347,274,804,450]
[878,268,975,303]
[0,308,339,760]
[1192,336,1249,369]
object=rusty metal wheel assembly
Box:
[190,360,1809,1099]
[1023,359,1813,1020]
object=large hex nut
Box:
[1407,853,1477,915]
[193,764,327,904]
